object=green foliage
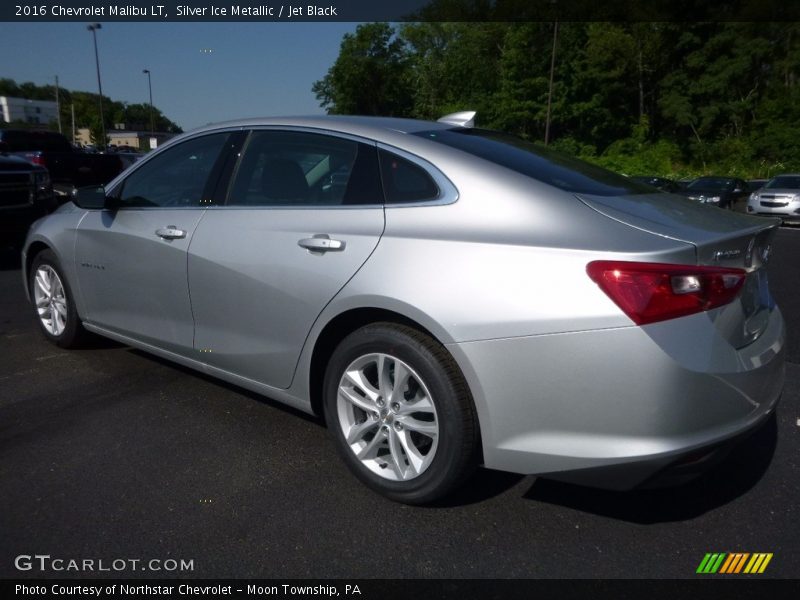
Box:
[312,23,412,116]
[313,20,800,178]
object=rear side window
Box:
[378,149,440,204]
[227,130,383,207]
[413,129,651,196]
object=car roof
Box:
[189,115,452,139]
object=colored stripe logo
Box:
[697,553,773,574]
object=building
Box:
[108,129,173,150]
[0,96,58,126]
[75,126,174,150]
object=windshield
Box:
[412,128,652,196]
[687,177,734,191]
[765,176,800,190]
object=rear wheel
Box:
[29,249,88,348]
[323,323,479,504]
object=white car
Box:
[747,174,800,224]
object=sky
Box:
[0,22,360,130]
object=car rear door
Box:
[74,131,237,355]
[187,128,385,389]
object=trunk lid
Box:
[577,192,780,348]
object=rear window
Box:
[412,128,651,196]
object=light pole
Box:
[143,69,155,138]
[544,21,558,146]
[87,23,106,150]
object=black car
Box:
[630,176,681,193]
[679,176,750,209]
[0,129,124,196]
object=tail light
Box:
[25,152,46,167]
[587,261,747,325]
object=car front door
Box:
[188,129,385,389]
[74,131,235,355]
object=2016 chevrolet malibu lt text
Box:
[22,113,785,504]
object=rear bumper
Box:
[449,307,785,490]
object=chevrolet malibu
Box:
[22,114,785,504]
[747,173,800,225]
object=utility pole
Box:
[143,69,155,137]
[544,21,558,146]
[71,103,76,146]
[54,75,62,133]
[87,23,106,150]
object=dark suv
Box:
[0,153,56,249]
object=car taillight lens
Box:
[586,261,747,325]
[24,152,45,167]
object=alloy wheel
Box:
[336,353,439,481]
[33,265,68,337]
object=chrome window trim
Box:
[101,125,458,210]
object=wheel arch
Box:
[307,307,468,424]
[23,241,53,300]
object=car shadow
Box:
[125,347,324,426]
[433,469,528,507]
[522,414,777,523]
[0,246,22,271]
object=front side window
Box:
[227,130,382,207]
[116,133,230,208]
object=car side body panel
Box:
[188,206,385,389]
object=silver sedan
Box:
[22,114,785,504]
[747,174,800,224]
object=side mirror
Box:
[72,185,108,209]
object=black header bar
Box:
[3,0,800,22]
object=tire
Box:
[323,322,479,504]
[29,249,88,348]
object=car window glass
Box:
[766,176,800,189]
[378,149,440,203]
[117,133,229,208]
[688,178,731,191]
[227,130,382,207]
[413,128,651,196]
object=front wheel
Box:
[29,249,88,348]
[323,323,480,504]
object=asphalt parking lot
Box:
[0,228,798,579]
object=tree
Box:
[314,21,800,175]
[312,23,412,116]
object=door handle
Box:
[155,226,187,240]
[298,235,345,253]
